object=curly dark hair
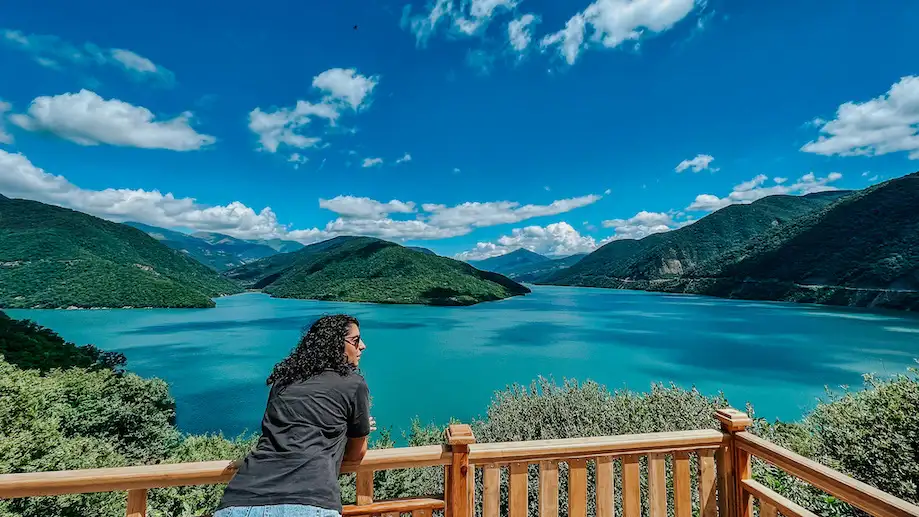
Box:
[266,314,359,388]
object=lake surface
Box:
[8,287,919,439]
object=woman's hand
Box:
[369,416,377,432]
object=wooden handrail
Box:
[341,497,445,516]
[467,429,725,465]
[741,479,818,517]
[735,431,919,517]
[0,444,452,499]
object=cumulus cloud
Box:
[802,75,919,160]
[508,13,539,53]
[1,29,174,85]
[675,153,715,173]
[0,100,12,144]
[456,221,599,260]
[319,196,416,219]
[396,153,413,164]
[1,150,602,245]
[424,194,602,228]
[404,0,517,46]
[313,68,380,110]
[362,157,384,168]
[0,149,301,240]
[686,172,844,212]
[540,0,697,65]
[9,89,215,151]
[601,210,678,240]
[249,68,377,154]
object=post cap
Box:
[445,424,475,445]
[715,408,752,432]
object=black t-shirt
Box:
[217,370,371,512]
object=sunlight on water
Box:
[8,287,919,438]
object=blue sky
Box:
[1,0,918,259]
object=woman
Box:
[215,314,374,517]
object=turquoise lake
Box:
[8,286,919,438]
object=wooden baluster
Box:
[698,450,718,517]
[383,512,400,517]
[648,454,666,517]
[673,452,692,517]
[483,465,501,517]
[569,459,588,517]
[510,462,529,517]
[621,455,641,517]
[446,424,476,517]
[126,488,146,517]
[412,510,433,517]
[715,409,753,517]
[759,500,777,517]
[357,470,374,507]
[596,456,615,517]
[539,461,559,517]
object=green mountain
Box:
[407,246,437,256]
[667,173,919,310]
[224,236,530,305]
[469,248,550,276]
[543,191,851,289]
[0,197,242,309]
[126,222,302,271]
[511,254,587,283]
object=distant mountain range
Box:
[224,236,530,306]
[125,222,304,271]
[542,176,919,310]
[0,198,242,309]
[468,248,585,282]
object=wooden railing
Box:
[0,408,917,517]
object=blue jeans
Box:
[213,505,341,517]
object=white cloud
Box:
[1,29,174,85]
[802,76,919,160]
[404,0,516,46]
[508,14,539,53]
[675,153,715,173]
[0,100,12,144]
[601,210,677,240]
[319,196,416,219]
[312,68,380,110]
[424,194,602,228]
[457,221,599,260]
[10,89,215,151]
[687,172,844,212]
[288,153,308,169]
[0,149,303,241]
[2,150,602,246]
[774,177,787,184]
[362,157,384,168]
[395,152,413,164]
[249,68,377,154]
[540,0,697,65]
[453,167,461,173]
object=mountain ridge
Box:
[0,197,242,308]
[224,236,530,306]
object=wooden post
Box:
[126,488,146,517]
[715,408,752,517]
[446,424,476,517]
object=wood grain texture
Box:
[622,455,641,517]
[126,489,146,517]
[539,461,559,517]
[697,450,717,517]
[483,465,500,517]
[648,454,667,517]
[596,456,615,517]
[356,470,374,506]
[568,459,588,517]
[673,452,691,517]
[510,462,529,517]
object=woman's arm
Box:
[344,436,368,462]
